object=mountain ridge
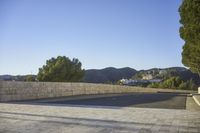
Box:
[0,67,199,85]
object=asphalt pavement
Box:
[19,93,187,109]
[2,93,200,133]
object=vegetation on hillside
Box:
[132,67,200,85]
[132,67,187,80]
[1,65,199,90]
[25,75,36,81]
[148,76,197,90]
[83,67,137,83]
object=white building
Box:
[120,78,162,85]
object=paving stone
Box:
[0,96,199,133]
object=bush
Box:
[148,76,197,90]
[148,83,160,88]
[178,79,197,90]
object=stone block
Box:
[0,81,196,102]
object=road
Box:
[1,92,200,133]
[22,92,187,109]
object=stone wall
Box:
[0,81,194,102]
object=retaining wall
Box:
[0,81,194,102]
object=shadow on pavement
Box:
[0,111,193,132]
[9,93,187,109]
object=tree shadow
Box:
[0,111,196,132]
[10,92,187,109]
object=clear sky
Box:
[0,0,184,75]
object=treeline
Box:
[148,76,197,90]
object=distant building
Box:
[159,70,167,75]
[120,78,162,86]
[142,74,153,80]
[149,79,162,83]
[120,78,135,85]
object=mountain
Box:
[0,75,36,81]
[83,67,200,85]
[1,67,199,85]
[0,67,137,83]
[83,67,137,83]
[132,67,200,85]
[0,75,13,81]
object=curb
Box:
[192,95,200,106]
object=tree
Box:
[148,82,160,88]
[148,76,197,90]
[178,79,196,90]
[26,75,36,81]
[179,0,200,76]
[37,56,85,82]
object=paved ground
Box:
[0,93,200,133]
[186,95,200,111]
[17,93,187,109]
[193,94,200,106]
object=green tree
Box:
[26,75,36,81]
[37,56,85,82]
[158,77,183,89]
[148,76,197,90]
[179,0,200,76]
[115,80,122,85]
[178,79,196,90]
[148,82,160,88]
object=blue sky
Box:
[0,0,184,75]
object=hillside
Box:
[132,67,200,85]
[83,67,137,83]
[0,75,36,81]
[1,67,199,85]
[83,67,200,85]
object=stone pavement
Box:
[187,96,200,111]
[0,97,200,133]
[193,94,200,106]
